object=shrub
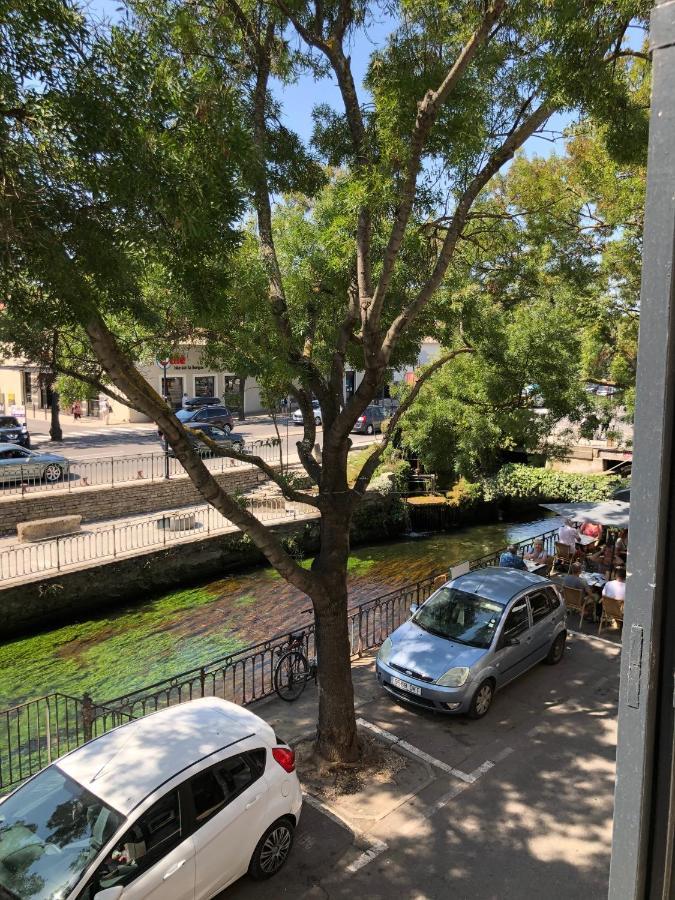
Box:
[481,464,625,504]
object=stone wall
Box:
[0,466,268,534]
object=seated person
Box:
[524,540,547,563]
[499,544,526,570]
[602,566,626,603]
[579,521,602,548]
[560,562,588,592]
[615,529,629,559]
[587,543,615,576]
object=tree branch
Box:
[382,102,554,361]
[370,0,507,325]
[184,428,320,507]
[82,313,319,595]
[352,346,474,496]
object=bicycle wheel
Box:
[274,650,309,702]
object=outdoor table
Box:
[581,571,607,589]
[577,534,597,547]
[524,559,548,576]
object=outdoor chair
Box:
[550,542,573,575]
[562,586,596,626]
[598,596,624,635]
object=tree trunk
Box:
[311,497,359,762]
[238,376,246,421]
[49,385,62,441]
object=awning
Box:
[540,500,630,528]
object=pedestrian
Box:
[182,392,190,408]
[499,544,526,570]
[71,400,82,420]
[558,518,579,551]
[99,397,110,425]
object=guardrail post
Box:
[81,693,94,742]
[110,456,114,486]
[45,700,52,763]
[55,536,61,572]
[112,524,116,558]
[200,667,206,697]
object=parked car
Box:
[0,415,30,448]
[176,405,234,433]
[352,405,388,435]
[0,697,302,899]
[182,396,221,410]
[376,567,566,718]
[585,383,621,397]
[169,423,247,457]
[292,399,322,426]
[0,443,69,484]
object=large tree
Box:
[2,0,650,761]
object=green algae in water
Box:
[0,586,244,708]
[0,515,557,711]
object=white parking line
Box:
[356,718,514,789]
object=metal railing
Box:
[0,527,556,792]
[0,442,282,497]
[0,497,314,583]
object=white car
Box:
[0,698,302,899]
[292,400,322,426]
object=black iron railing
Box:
[0,527,557,792]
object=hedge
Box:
[480,464,626,504]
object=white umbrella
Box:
[540,500,630,528]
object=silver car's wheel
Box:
[43,463,63,483]
[249,819,295,881]
[314,416,321,425]
[469,680,494,719]
[545,631,566,665]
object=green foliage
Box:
[55,374,96,407]
[481,464,625,504]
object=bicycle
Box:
[274,614,318,702]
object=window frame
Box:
[528,590,552,624]
[81,786,186,897]
[500,597,531,644]
[183,750,267,833]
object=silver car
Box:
[0,443,69,484]
[292,399,322,426]
[376,567,567,718]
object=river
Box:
[0,514,558,710]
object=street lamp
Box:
[156,357,171,479]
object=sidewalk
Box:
[224,635,621,900]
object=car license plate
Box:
[391,676,421,696]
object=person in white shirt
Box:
[558,518,579,550]
[602,566,626,603]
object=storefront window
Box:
[23,372,33,404]
[195,376,215,398]
[161,377,184,409]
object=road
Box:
[26,413,379,461]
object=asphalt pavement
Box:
[25,413,379,461]
[221,633,621,900]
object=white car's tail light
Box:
[272,747,296,773]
